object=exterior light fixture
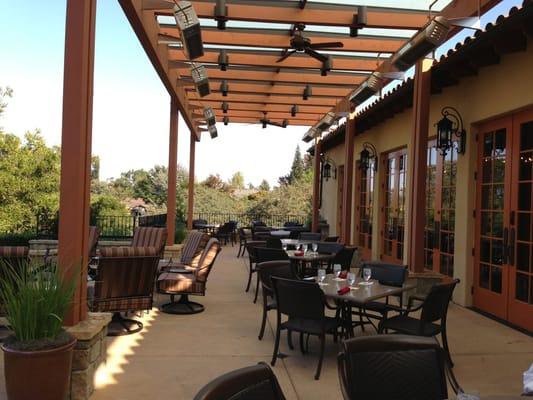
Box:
[349,73,382,105]
[321,56,333,76]
[203,106,216,126]
[218,49,229,71]
[316,112,337,131]
[208,124,218,139]
[350,6,367,37]
[435,106,466,157]
[321,157,337,181]
[191,63,210,97]
[222,101,229,113]
[291,105,299,117]
[302,126,320,143]
[359,142,378,172]
[214,0,228,30]
[173,2,204,60]
[282,119,289,128]
[220,80,229,96]
[223,116,229,126]
[391,16,450,71]
[303,85,312,100]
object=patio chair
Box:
[193,362,286,400]
[88,246,160,336]
[252,247,289,303]
[257,260,295,341]
[378,279,460,368]
[337,335,462,400]
[88,226,100,259]
[324,236,339,242]
[331,246,357,271]
[271,277,342,380]
[159,231,211,273]
[244,240,267,295]
[131,226,167,257]
[215,222,235,246]
[237,227,252,258]
[192,219,208,230]
[284,221,303,228]
[299,232,321,241]
[266,237,282,249]
[157,238,221,314]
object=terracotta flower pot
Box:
[2,337,76,400]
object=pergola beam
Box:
[212,109,320,121]
[188,92,339,106]
[194,100,331,114]
[213,116,316,126]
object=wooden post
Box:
[342,117,356,244]
[407,59,432,273]
[187,133,196,230]
[312,138,321,232]
[58,0,97,326]
[166,99,179,245]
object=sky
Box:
[0,0,521,187]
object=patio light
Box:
[215,0,228,30]
[220,80,229,96]
[316,112,337,131]
[173,2,204,60]
[203,106,216,126]
[218,50,229,71]
[391,16,450,71]
[223,116,229,125]
[291,105,299,117]
[208,124,218,139]
[321,157,337,181]
[222,101,229,113]
[302,126,320,143]
[191,63,210,97]
[321,56,333,76]
[435,106,466,157]
[303,85,312,100]
[359,142,378,172]
[350,73,382,105]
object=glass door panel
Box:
[355,159,374,260]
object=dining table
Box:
[195,223,219,234]
[269,230,291,238]
[286,250,335,277]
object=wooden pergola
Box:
[58,0,501,325]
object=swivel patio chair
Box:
[159,231,211,273]
[88,246,160,336]
[299,232,321,241]
[131,226,167,257]
[157,238,221,314]
[257,260,295,341]
[252,247,289,303]
[193,362,286,400]
[271,277,342,380]
[378,279,460,368]
[87,226,100,279]
[237,227,252,257]
[337,335,462,400]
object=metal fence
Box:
[192,212,308,227]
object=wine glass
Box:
[334,264,342,279]
[363,267,372,283]
[301,243,308,254]
[317,268,326,285]
[282,243,288,252]
[312,243,318,254]
[347,272,356,288]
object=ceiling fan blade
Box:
[304,48,328,63]
[276,50,297,63]
[309,41,344,49]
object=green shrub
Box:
[0,232,37,246]
[174,221,187,244]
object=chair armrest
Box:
[337,353,350,400]
[407,294,427,309]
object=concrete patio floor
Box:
[1,246,531,399]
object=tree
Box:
[229,171,245,190]
[202,174,225,190]
[91,155,100,181]
[258,179,270,191]
[289,145,304,182]
[0,86,13,120]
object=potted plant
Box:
[0,260,77,400]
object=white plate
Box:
[358,281,374,286]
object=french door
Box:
[355,159,375,260]
[381,149,407,264]
[474,108,533,332]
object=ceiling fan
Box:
[260,112,288,129]
[277,23,343,63]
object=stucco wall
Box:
[320,39,533,306]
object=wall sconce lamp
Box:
[359,142,378,172]
[321,156,337,181]
[436,106,466,157]
[173,1,204,60]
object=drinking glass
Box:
[301,243,308,254]
[317,269,326,284]
[347,272,356,287]
[282,243,288,252]
[363,267,372,283]
[334,264,342,279]
[312,243,318,253]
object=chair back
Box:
[256,247,289,264]
[284,221,303,228]
[196,239,222,284]
[288,230,300,239]
[88,226,100,258]
[299,232,321,241]
[266,237,282,249]
[218,222,234,234]
[0,246,29,270]
[324,236,339,242]
[361,261,408,287]
[93,247,160,313]
[193,362,286,400]
[239,227,251,239]
[421,279,459,323]
[181,231,211,267]
[332,246,357,270]
[258,261,295,293]
[272,277,325,320]
[337,335,448,400]
[131,227,167,257]
[192,219,208,229]
[317,242,344,255]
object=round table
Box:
[286,251,335,277]
[270,230,291,238]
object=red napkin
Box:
[337,286,350,295]
[339,271,347,279]
[294,250,304,256]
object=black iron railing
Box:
[192,212,308,227]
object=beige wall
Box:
[320,39,533,306]
[320,145,345,236]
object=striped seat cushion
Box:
[100,246,158,258]
[180,231,210,268]
[157,272,204,294]
[131,227,167,255]
[0,246,29,258]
